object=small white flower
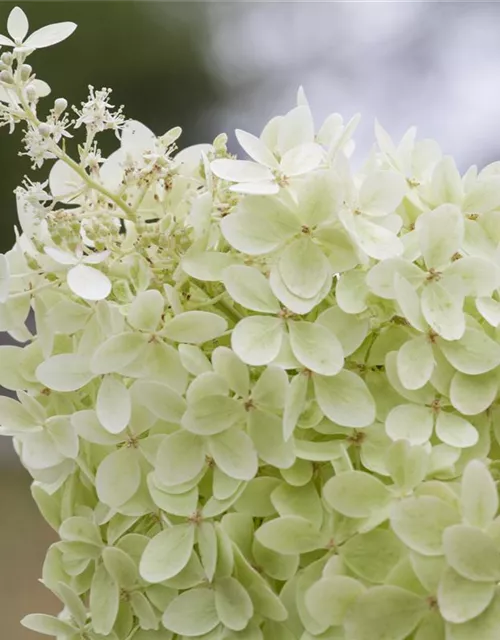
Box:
[0,7,76,52]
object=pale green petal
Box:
[139,524,195,583]
[305,576,365,628]
[182,251,236,282]
[162,588,219,637]
[214,577,253,631]
[396,336,434,390]
[476,296,500,327]
[178,344,212,377]
[450,370,498,415]
[269,264,330,315]
[446,589,500,640]
[283,373,308,442]
[155,430,205,487]
[131,380,186,423]
[294,170,341,227]
[421,280,465,341]
[211,347,249,398]
[316,306,369,356]
[439,328,500,375]
[235,128,279,168]
[148,475,198,516]
[390,496,461,556]
[385,403,434,445]
[252,366,288,410]
[444,256,500,297]
[335,270,368,314]
[443,525,500,581]
[127,290,164,332]
[393,274,427,332]
[182,396,245,436]
[36,353,94,392]
[96,375,131,434]
[386,440,429,492]
[352,214,404,260]
[102,546,139,590]
[130,591,159,630]
[21,614,76,636]
[0,395,39,433]
[162,311,227,344]
[221,196,297,255]
[340,529,403,583]
[271,481,323,528]
[255,515,328,555]
[323,470,391,518]
[231,316,284,366]
[234,477,281,517]
[435,411,478,448]
[461,460,498,529]
[288,320,344,376]
[91,332,149,375]
[343,585,427,640]
[223,265,279,313]
[197,521,218,582]
[313,370,376,428]
[59,516,103,546]
[252,538,298,581]
[366,258,424,300]
[208,429,258,481]
[186,372,229,404]
[248,409,295,469]
[280,142,323,176]
[277,105,314,154]
[358,170,407,216]
[90,564,120,635]
[96,448,141,508]
[278,237,330,299]
[211,158,274,183]
[438,566,495,623]
[416,203,464,269]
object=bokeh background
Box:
[2,1,500,637]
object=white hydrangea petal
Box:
[0,34,15,47]
[211,159,274,183]
[336,270,368,314]
[44,246,79,265]
[313,370,376,428]
[67,264,112,301]
[96,448,141,508]
[316,306,369,356]
[429,156,463,206]
[0,253,10,303]
[21,615,75,637]
[221,197,297,255]
[162,311,227,344]
[208,429,259,481]
[283,373,308,442]
[323,470,391,518]
[278,237,330,299]
[223,265,279,313]
[367,258,425,300]
[352,215,404,260]
[127,290,164,332]
[140,524,195,584]
[162,588,218,637]
[212,346,250,398]
[182,395,245,436]
[90,332,149,375]
[235,129,279,168]
[435,412,478,449]
[255,515,327,555]
[393,274,427,332]
[155,431,206,488]
[444,256,500,297]
[461,460,498,530]
[450,371,498,416]
[96,376,131,434]
[358,170,407,216]
[280,142,323,177]
[182,251,235,282]
[385,404,434,446]
[36,353,94,392]
[252,366,288,410]
[476,296,500,328]
[120,120,156,154]
[443,525,500,582]
[131,380,186,423]
[23,21,77,49]
[416,204,464,269]
[7,7,29,42]
[269,264,330,315]
[288,320,344,376]
[439,328,500,375]
[229,181,280,196]
[277,105,315,155]
[248,409,295,469]
[49,160,85,201]
[421,280,465,341]
[438,566,495,624]
[231,316,284,366]
[397,336,434,390]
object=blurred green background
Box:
[3,1,500,638]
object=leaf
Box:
[288,320,344,376]
[305,576,365,627]
[344,585,427,640]
[20,614,75,636]
[450,370,498,416]
[220,196,297,255]
[435,411,478,448]
[156,430,205,487]
[67,264,111,301]
[341,529,403,584]
[390,496,461,556]
[396,335,434,390]
[323,470,391,518]
[461,460,498,529]
[438,566,495,623]
[443,525,500,582]
[439,328,500,375]
[385,403,434,445]
[96,448,141,508]
[231,316,284,366]
[208,429,259,481]
[131,380,186,423]
[90,564,119,635]
[139,524,195,583]
[313,370,376,428]
[255,516,327,555]
[162,588,219,636]
[416,204,464,269]
[215,577,253,631]
[446,589,500,640]
[91,332,149,374]
[182,396,245,435]
[162,311,227,344]
[36,353,94,392]
[96,376,131,434]
[421,280,465,341]
[24,21,77,49]
[127,290,164,332]
[248,409,295,469]
[222,265,279,313]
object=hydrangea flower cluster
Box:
[1,7,500,640]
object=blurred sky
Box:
[2,1,500,638]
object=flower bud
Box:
[54,98,67,116]
[26,84,37,101]
[38,123,51,137]
[19,64,32,81]
[0,70,14,84]
[0,52,13,66]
